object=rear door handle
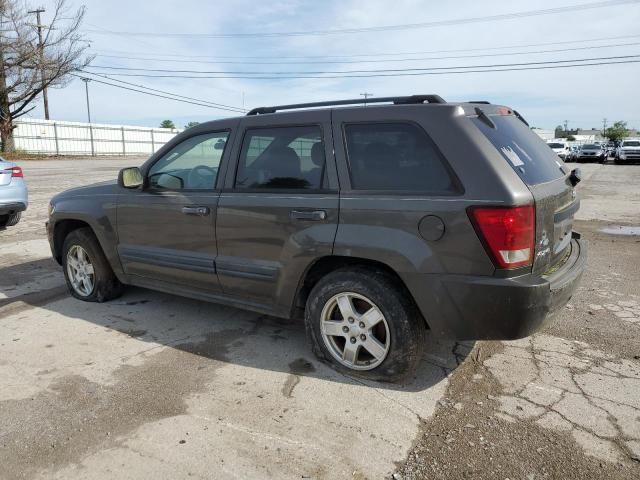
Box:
[290,210,327,222]
[182,206,210,216]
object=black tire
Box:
[304,267,426,382]
[5,212,21,226]
[62,227,123,302]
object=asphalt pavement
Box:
[0,159,638,479]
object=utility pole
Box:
[82,78,91,123]
[360,92,373,106]
[602,118,608,138]
[563,120,568,133]
[82,78,95,156]
[28,8,49,120]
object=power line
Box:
[82,0,638,38]
[70,74,246,113]
[88,33,640,60]
[80,71,245,112]
[85,54,640,76]
[90,41,640,65]
[83,58,640,80]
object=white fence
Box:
[13,119,181,156]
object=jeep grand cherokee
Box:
[47,95,586,381]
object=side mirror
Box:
[569,168,582,187]
[118,167,143,189]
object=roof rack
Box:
[246,95,446,115]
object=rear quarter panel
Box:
[331,104,533,277]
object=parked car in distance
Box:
[566,145,579,162]
[575,144,606,163]
[547,141,571,161]
[47,95,587,381]
[615,139,640,164]
[0,157,28,230]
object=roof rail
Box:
[467,100,491,104]
[246,95,446,115]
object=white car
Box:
[547,141,571,161]
[0,157,28,229]
[615,139,640,164]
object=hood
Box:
[52,179,118,203]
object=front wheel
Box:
[305,268,426,382]
[62,227,123,302]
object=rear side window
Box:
[472,115,566,185]
[343,122,459,193]
[236,125,325,190]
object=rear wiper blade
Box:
[513,109,529,127]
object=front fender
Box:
[49,189,124,280]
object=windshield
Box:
[473,115,566,185]
[622,141,640,147]
[548,143,565,148]
[582,144,598,149]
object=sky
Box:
[24,0,640,130]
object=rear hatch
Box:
[0,161,14,186]
[470,108,578,274]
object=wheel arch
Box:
[291,255,429,330]
[53,219,94,264]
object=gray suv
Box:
[47,96,586,381]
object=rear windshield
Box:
[623,141,640,147]
[582,144,598,149]
[472,114,566,185]
[548,143,565,148]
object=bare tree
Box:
[0,0,92,152]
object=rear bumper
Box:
[403,237,587,340]
[0,202,26,215]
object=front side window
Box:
[344,122,459,193]
[235,125,325,190]
[148,132,228,190]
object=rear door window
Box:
[343,122,459,193]
[235,126,325,190]
[472,114,566,185]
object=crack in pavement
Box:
[485,332,640,463]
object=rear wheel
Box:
[305,268,425,382]
[0,212,21,228]
[62,227,123,302]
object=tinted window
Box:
[548,143,565,148]
[344,123,458,193]
[472,115,566,185]
[623,141,640,146]
[148,132,228,190]
[236,126,325,189]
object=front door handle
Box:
[182,206,210,216]
[290,210,327,222]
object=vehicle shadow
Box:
[1,266,474,392]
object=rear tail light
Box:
[5,166,23,178]
[468,205,535,269]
